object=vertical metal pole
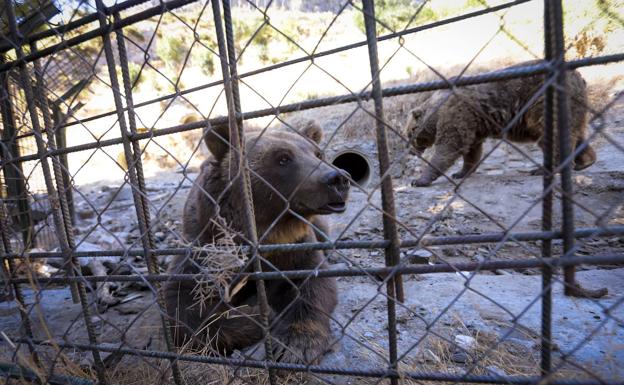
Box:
[552,0,575,296]
[94,4,183,383]
[222,0,242,127]
[0,200,41,368]
[213,1,276,383]
[362,0,402,382]
[541,0,554,375]
[0,57,32,248]
[3,3,109,384]
[30,41,77,259]
[551,1,606,298]
[52,109,75,226]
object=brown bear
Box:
[164,120,350,365]
[404,60,597,186]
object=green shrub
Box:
[116,62,144,89]
[156,34,188,71]
[354,0,438,35]
[193,49,216,76]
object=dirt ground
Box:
[1,94,623,384]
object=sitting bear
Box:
[404,60,596,186]
[164,120,350,365]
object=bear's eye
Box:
[315,150,323,160]
[278,154,292,166]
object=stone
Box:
[77,209,95,220]
[451,350,468,364]
[486,365,506,377]
[454,334,476,350]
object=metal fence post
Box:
[362,0,403,383]
[0,58,32,248]
[3,3,109,384]
[550,0,607,298]
[212,1,277,383]
[94,1,185,383]
[541,0,554,375]
[52,108,75,226]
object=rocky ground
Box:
[1,96,623,383]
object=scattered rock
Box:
[486,365,506,377]
[454,334,476,350]
[77,209,95,219]
[451,350,468,364]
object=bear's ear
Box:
[204,124,230,160]
[302,120,323,144]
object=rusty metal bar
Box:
[361,1,402,383]
[0,198,40,367]
[551,1,608,299]
[0,0,198,74]
[553,0,576,297]
[2,2,109,384]
[0,0,151,53]
[541,0,554,375]
[7,338,624,385]
[0,56,32,247]
[211,1,277,382]
[94,3,183,382]
[29,41,79,300]
[51,107,75,225]
[4,55,624,169]
[2,224,624,260]
[3,253,623,286]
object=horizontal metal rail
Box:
[0,0,151,53]
[4,339,622,385]
[3,254,623,286]
[2,225,623,260]
[0,361,96,385]
[2,53,623,167]
[0,0,197,74]
[50,0,534,131]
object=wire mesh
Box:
[0,0,623,384]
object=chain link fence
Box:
[0,0,623,384]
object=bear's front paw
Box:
[451,171,466,179]
[271,327,332,365]
[411,177,432,187]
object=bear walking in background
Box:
[164,120,350,364]
[404,60,597,187]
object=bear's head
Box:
[405,106,437,155]
[205,120,350,233]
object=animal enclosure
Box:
[1,0,623,385]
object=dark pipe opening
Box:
[331,151,371,187]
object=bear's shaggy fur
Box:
[164,120,350,364]
[404,60,597,186]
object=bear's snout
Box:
[322,169,350,193]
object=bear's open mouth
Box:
[322,201,346,213]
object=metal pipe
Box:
[212,1,277,382]
[97,5,182,382]
[362,1,405,381]
[541,0,554,375]
[3,254,623,286]
[7,338,624,385]
[331,150,372,188]
[3,2,108,383]
[2,225,624,260]
[3,55,623,169]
